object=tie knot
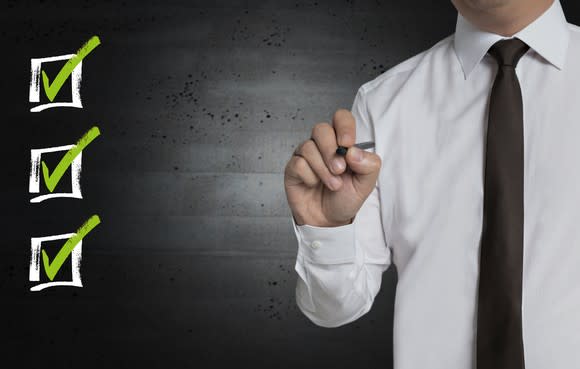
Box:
[488,38,530,67]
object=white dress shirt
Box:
[291,1,580,368]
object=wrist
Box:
[293,214,353,228]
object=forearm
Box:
[295,249,385,327]
[291,216,389,327]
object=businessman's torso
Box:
[364,27,580,368]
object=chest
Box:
[374,56,580,271]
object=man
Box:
[283,0,580,368]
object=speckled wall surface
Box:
[2,1,579,368]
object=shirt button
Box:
[310,240,322,249]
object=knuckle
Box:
[311,122,330,136]
[293,155,308,172]
[304,174,319,186]
[285,155,297,171]
[333,108,351,123]
[301,139,317,155]
[293,140,306,156]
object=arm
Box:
[292,185,391,327]
[291,87,392,327]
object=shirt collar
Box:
[453,0,569,79]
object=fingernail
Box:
[332,158,345,173]
[350,147,363,162]
[329,176,342,190]
[340,134,351,145]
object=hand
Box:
[284,109,382,227]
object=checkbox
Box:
[28,36,100,112]
[29,144,83,203]
[29,233,83,292]
[29,54,83,112]
[28,215,100,292]
[28,126,100,203]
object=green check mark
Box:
[42,215,101,281]
[41,126,101,193]
[41,35,101,102]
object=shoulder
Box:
[358,34,454,98]
[560,22,580,61]
[568,22,580,33]
[568,22,580,38]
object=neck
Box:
[457,0,554,36]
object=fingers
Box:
[288,139,343,191]
[311,122,346,176]
[285,154,319,187]
[309,108,356,176]
[285,108,359,193]
[332,109,356,147]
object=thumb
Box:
[345,146,382,196]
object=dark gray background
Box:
[1,1,579,368]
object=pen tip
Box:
[336,146,348,156]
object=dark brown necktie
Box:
[477,38,530,369]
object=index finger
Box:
[332,109,356,147]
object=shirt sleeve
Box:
[292,87,393,328]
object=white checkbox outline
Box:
[29,144,83,203]
[29,54,83,113]
[29,233,83,292]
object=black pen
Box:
[336,141,375,156]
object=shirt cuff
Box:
[291,216,356,264]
